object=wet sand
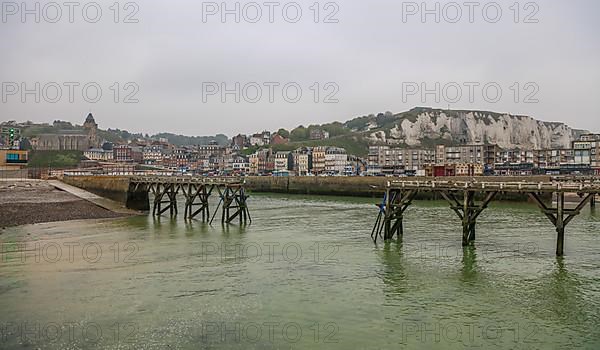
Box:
[0,180,129,229]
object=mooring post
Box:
[591,194,596,209]
[556,192,565,256]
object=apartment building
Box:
[274,152,293,172]
[113,145,143,163]
[293,148,312,176]
[325,147,348,175]
[534,149,562,170]
[249,148,273,175]
[312,146,327,175]
[142,144,166,165]
[232,155,250,174]
[435,144,498,167]
[573,134,600,173]
[368,145,434,175]
[399,148,435,171]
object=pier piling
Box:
[372,178,599,256]
[130,176,250,225]
[381,189,417,240]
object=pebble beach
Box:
[0,180,128,229]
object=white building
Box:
[325,147,347,175]
[249,134,264,146]
[143,145,165,165]
[274,152,291,171]
[232,156,250,173]
[84,148,113,161]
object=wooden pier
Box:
[372,179,600,256]
[129,176,251,225]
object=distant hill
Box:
[5,107,589,156]
[4,120,229,147]
[151,133,229,146]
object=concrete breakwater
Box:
[61,175,554,204]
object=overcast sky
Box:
[1,0,599,136]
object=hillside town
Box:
[1,113,599,176]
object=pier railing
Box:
[130,175,243,185]
[388,179,600,193]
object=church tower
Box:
[83,113,99,148]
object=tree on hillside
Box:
[290,126,309,141]
[322,122,350,137]
[277,128,290,138]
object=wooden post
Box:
[395,190,404,239]
[591,195,596,209]
[239,187,244,225]
[168,184,177,217]
[384,188,392,240]
[202,185,209,221]
[152,183,164,216]
[187,184,212,221]
[462,191,472,246]
[221,186,226,224]
[556,192,565,256]
[371,194,386,242]
[183,184,191,219]
[528,191,595,256]
[379,189,417,241]
[398,217,404,238]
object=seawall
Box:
[244,176,553,200]
[61,175,555,204]
[62,176,131,202]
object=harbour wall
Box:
[243,176,553,200]
[62,175,554,203]
[62,176,131,203]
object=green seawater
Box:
[1,193,599,349]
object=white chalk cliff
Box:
[360,108,585,149]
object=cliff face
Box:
[364,108,586,149]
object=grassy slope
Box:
[27,150,83,168]
[271,134,370,157]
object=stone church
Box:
[34,113,100,151]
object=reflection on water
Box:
[460,246,479,283]
[0,194,599,349]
